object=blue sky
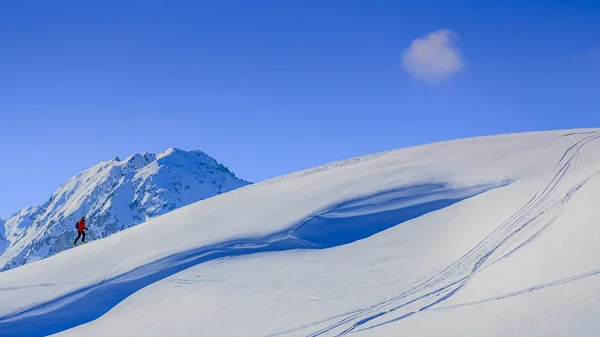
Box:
[1,0,599,218]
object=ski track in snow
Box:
[431,266,600,311]
[0,179,505,336]
[168,277,349,307]
[267,131,600,336]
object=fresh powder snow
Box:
[0,128,599,337]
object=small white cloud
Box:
[402,29,464,84]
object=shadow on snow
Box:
[0,181,510,337]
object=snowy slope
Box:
[1,129,600,337]
[0,148,250,271]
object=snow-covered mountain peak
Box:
[0,148,250,271]
[117,152,158,173]
[157,147,193,160]
[4,206,41,230]
[156,148,220,167]
[0,219,6,240]
[158,147,183,157]
[0,219,6,258]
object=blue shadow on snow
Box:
[0,181,510,337]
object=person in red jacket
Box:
[73,216,88,246]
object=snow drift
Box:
[0,128,599,337]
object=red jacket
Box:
[77,219,87,232]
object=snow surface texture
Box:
[1,129,600,337]
[0,148,250,271]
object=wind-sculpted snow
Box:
[1,128,600,337]
[0,182,504,337]
[270,131,600,336]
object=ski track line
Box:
[431,266,600,311]
[280,131,600,336]
[343,132,600,335]
[0,280,97,292]
[353,169,600,334]
[167,277,349,307]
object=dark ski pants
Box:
[74,231,86,243]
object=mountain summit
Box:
[0,148,250,271]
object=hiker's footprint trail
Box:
[297,131,600,336]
